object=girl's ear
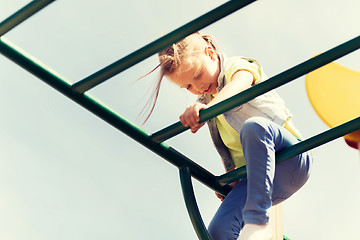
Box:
[204,46,216,60]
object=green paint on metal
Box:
[71,0,257,93]
[180,167,212,240]
[151,35,360,143]
[0,0,56,36]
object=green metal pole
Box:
[0,0,56,36]
[0,36,230,197]
[71,0,257,93]
[151,35,360,143]
[180,167,212,240]
[217,116,360,185]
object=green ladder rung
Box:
[71,0,257,93]
[0,0,55,36]
[218,116,360,184]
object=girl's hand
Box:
[214,167,239,201]
[179,102,207,133]
[215,192,225,202]
[214,181,239,202]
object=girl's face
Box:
[167,46,220,95]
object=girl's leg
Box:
[208,178,248,240]
[240,117,312,225]
[208,117,312,240]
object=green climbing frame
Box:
[1,1,360,239]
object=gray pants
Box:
[208,117,312,240]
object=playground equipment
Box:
[306,60,360,150]
[1,0,360,239]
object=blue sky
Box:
[1,0,360,239]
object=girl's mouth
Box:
[204,84,211,93]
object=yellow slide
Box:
[306,59,360,149]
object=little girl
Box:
[145,32,312,240]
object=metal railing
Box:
[1,1,359,239]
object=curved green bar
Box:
[180,167,212,240]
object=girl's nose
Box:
[193,83,203,92]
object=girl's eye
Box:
[195,72,202,79]
[186,85,191,90]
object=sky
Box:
[0,0,360,239]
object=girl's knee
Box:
[208,217,240,240]
[291,151,313,188]
[208,218,225,240]
[208,221,222,240]
[240,117,271,142]
[208,221,221,240]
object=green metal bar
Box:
[0,0,55,36]
[217,116,360,185]
[71,0,257,93]
[0,36,230,197]
[180,167,212,240]
[151,35,360,143]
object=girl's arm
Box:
[179,70,254,133]
[208,70,254,108]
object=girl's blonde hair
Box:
[140,32,219,124]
